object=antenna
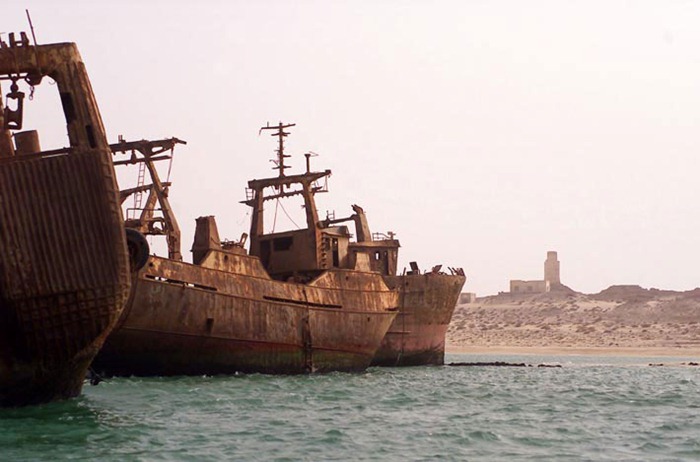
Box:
[259,122,295,178]
[304,151,318,173]
[25,9,38,46]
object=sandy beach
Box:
[447,285,700,358]
[446,345,700,357]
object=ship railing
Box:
[372,231,397,242]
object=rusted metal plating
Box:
[0,34,131,406]
[94,124,399,375]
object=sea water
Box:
[1,354,699,461]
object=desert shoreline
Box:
[447,286,700,359]
[446,344,700,358]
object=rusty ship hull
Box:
[94,254,397,375]
[371,273,465,367]
[0,39,131,406]
[0,150,130,406]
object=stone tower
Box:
[544,251,560,285]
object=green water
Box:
[2,354,699,461]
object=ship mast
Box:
[260,122,296,181]
[244,123,334,276]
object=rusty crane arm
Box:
[111,138,186,261]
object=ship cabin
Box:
[242,169,402,281]
[112,121,403,282]
[348,234,400,277]
[240,123,402,282]
[243,172,403,281]
[245,170,400,280]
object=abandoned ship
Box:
[0,35,131,406]
[326,207,465,366]
[92,123,399,375]
[373,264,465,366]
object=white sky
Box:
[5,1,700,296]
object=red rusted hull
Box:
[0,150,131,406]
[371,273,465,367]
[93,254,397,375]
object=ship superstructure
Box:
[93,123,398,375]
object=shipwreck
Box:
[318,200,465,366]
[92,123,399,375]
[0,34,131,406]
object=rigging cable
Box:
[279,200,301,229]
[166,146,175,183]
[271,198,280,233]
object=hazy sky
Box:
[5,1,700,296]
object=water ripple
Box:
[1,354,700,460]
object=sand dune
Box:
[447,285,700,356]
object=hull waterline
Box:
[0,151,130,406]
[371,273,465,367]
[94,256,397,376]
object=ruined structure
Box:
[544,251,560,285]
[93,124,399,375]
[459,293,477,304]
[509,251,561,294]
[0,35,130,406]
[510,279,550,294]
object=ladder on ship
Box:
[130,161,147,219]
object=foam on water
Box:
[2,354,699,461]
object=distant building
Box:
[544,251,560,285]
[510,280,550,294]
[459,292,477,304]
[509,251,561,294]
